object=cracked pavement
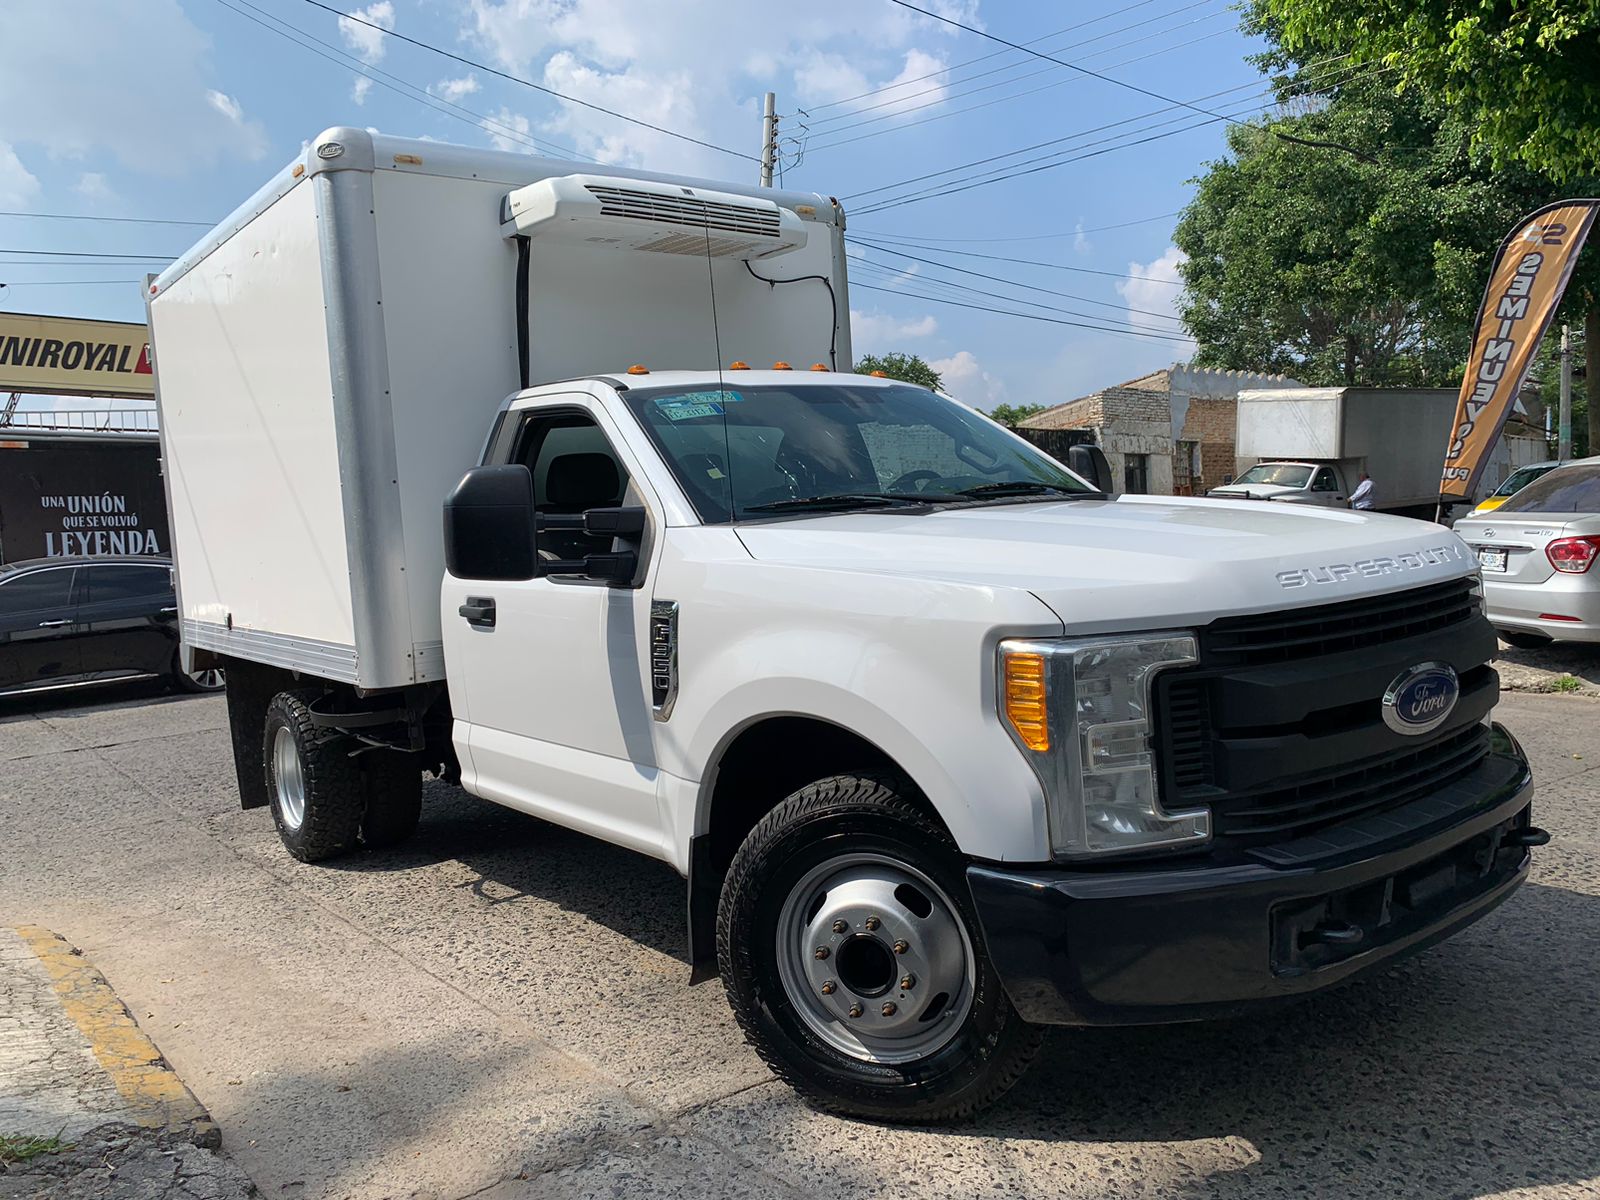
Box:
[2,679,1598,1199]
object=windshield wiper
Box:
[953,481,1093,500]
[743,492,945,514]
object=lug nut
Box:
[848,1003,863,1018]
[899,975,915,991]
[892,940,909,955]
[864,916,881,931]
[881,1002,897,1017]
[814,946,829,960]
[820,980,836,995]
[831,919,848,934]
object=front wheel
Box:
[718,774,1041,1122]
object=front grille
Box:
[1155,577,1495,849]
[1201,577,1478,666]
[1212,724,1491,842]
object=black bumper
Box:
[968,724,1537,1026]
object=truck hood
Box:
[733,496,1474,631]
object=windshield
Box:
[1499,464,1600,514]
[1234,463,1312,487]
[1491,463,1556,498]
[624,382,1093,522]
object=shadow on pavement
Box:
[0,674,203,718]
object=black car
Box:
[0,555,223,695]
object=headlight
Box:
[999,634,1210,858]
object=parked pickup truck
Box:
[147,129,1542,1122]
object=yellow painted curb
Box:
[16,925,218,1143]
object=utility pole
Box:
[1558,324,1573,460]
[759,92,777,188]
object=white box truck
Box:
[149,129,1542,1122]
[1212,386,1515,517]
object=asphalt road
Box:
[2,680,1597,1199]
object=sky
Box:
[0,0,1271,415]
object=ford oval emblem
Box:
[1382,661,1460,736]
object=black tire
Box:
[360,750,423,848]
[262,691,364,862]
[1499,630,1553,650]
[170,650,226,694]
[718,773,1042,1123]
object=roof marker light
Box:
[809,363,829,371]
[772,361,792,370]
[728,361,750,370]
[627,364,650,375]
[869,370,889,378]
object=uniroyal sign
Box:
[0,312,154,399]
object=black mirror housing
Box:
[1067,444,1115,494]
[443,465,537,581]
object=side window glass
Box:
[515,414,630,513]
[87,565,171,603]
[1313,468,1337,491]
[0,568,75,613]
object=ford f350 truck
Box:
[147,129,1542,1122]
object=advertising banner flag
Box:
[1440,199,1598,501]
[0,312,154,399]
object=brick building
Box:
[1019,365,1303,495]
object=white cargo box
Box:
[148,127,849,690]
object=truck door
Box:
[440,395,668,860]
[0,564,80,689]
[1310,466,1345,507]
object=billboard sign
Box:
[0,312,154,399]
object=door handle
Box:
[37,619,71,628]
[159,606,178,616]
[458,597,496,629]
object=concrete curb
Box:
[12,926,219,1149]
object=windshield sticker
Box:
[657,399,724,421]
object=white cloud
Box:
[1116,245,1194,349]
[352,76,375,106]
[337,2,394,64]
[0,142,40,209]
[73,172,117,206]
[432,74,482,104]
[0,2,267,172]
[1073,220,1089,255]
[461,0,972,170]
[206,90,244,124]
[931,350,1008,409]
[851,309,938,351]
[481,107,534,153]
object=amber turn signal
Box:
[1002,652,1049,752]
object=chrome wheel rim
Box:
[272,726,307,831]
[187,668,225,691]
[775,852,975,1065]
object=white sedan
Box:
[1455,461,1600,646]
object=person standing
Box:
[1350,471,1375,510]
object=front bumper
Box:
[968,724,1536,1026]
[1484,574,1600,643]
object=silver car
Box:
[1455,461,1600,646]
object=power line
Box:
[886,0,1241,127]
[804,0,1225,130]
[297,0,759,163]
[849,210,1183,244]
[0,249,173,261]
[214,0,592,161]
[856,239,1185,286]
[0,211,211,228]
[803,26,1234,155]
[0,280,142,287]
[851,281,1192,342]
[806,0,1167,112]
[849,239,1187,318]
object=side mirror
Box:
[1067,444,1115,493]
[443,465,536,581]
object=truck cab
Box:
[1209,460,1348,506]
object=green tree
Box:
[1175,61,1600,397]
[853,352,942,390]
[1259,0,1600,183]
[987,403,1049,427]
